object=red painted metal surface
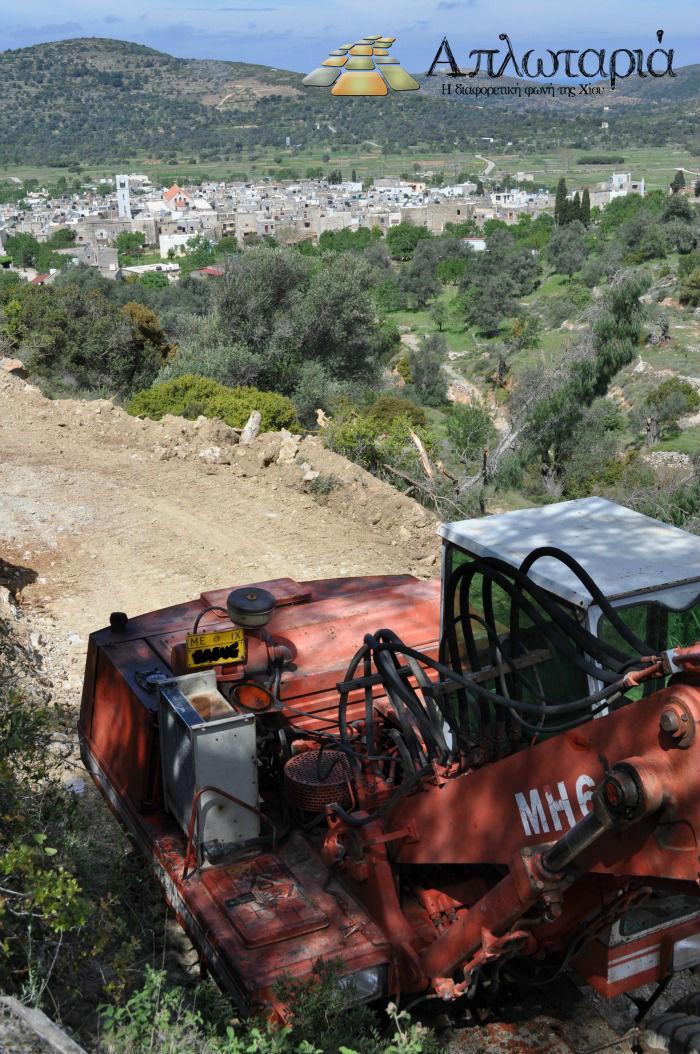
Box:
[392,682,700,879]
[80,571,700,1012]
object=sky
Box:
[0,0,697,73]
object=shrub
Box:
[394,356,412,383]
[364,395,426,428]
[127,375,299,431]
[98,962,437,1054]
[679,266,700,307]
[445,399,496,464]
[305,473,343,498]
[634,377,700,436]
[0,621,162,1023]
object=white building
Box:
[115,174,132,220]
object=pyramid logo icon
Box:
[303,36,420,95]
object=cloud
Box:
[164,5,277,10]
[103,15,122,23]
[436,0,475,7]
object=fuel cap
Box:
[226,587,276,628]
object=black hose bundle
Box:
[335,546,655,783]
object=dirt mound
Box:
[0,374,440,665]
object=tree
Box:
[457,227,539,336]
[436,258,467,285]
[545,220,588,277]
[180,234,214,273]
[475,180,484,195]
[430,301,448,331]
[385,222,431,261]
[0,270,22,306]
[8,283,164,396]
[679,266,700,307]
[571,191,581,224]
[115,231,144,255]
[121,301,173,360]
[364,395,426,428]
[446,399,496,465]
[4,233,42,267]
[518,271,650,484]
[405,333,448,406]
[662,194,692,222]
[664,219,697,255]
[351,168,357,183]
[580,188,591,227]
[644,377,699,433]
[286,253,386,382]
[506,312,540,350]
[554,178,568,225]
[460,275,510,335]
[48,228,76,249]
[138,271,169,288]
[398,249,440,308]
[670,170,686,193]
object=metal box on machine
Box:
[157,670,258,861]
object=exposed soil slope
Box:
[0,373,440,651]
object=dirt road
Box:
[0,372,440,646]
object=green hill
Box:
[0,38,696,165]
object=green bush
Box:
[0,622,165,1023]
[394,356,412,383]
[646,377,700,416]
[305,473,343,498]
[445,399,496,464]
[364,395,426,428]
[679,265,700,307]
[127,375,299,431]
[98,963,436,1054]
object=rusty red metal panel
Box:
[205,855,329,947]
[87,641,165,810]
[145,578,440,706]
[394,683,700,882]
[573,913,700,997]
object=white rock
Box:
[277,435,300,463]
[198,445,231,465]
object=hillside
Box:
[0,38,697,165]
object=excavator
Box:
[79,496,700,1047]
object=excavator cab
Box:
[438,495,700,721]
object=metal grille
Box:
[284,750,353,812]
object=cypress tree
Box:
[554,178,567,225]
[581,188,591,227]
[351,168,357,183]
[572,191,581,223]
[671,170,686,193]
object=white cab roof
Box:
[439,497,700,608]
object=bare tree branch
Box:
[408,428,434,478]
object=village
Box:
[0,167,647,283]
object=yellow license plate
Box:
[185,627,246,670]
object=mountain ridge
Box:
[0,37,696,165]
